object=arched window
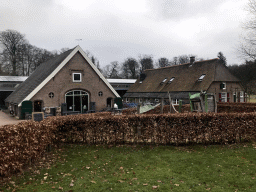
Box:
[65,90,89,113]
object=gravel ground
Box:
[0,110,24,126]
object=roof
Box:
[107,79,137,84]
[0,76,28,82]
[5,46,119,106]
[126,58,240,95]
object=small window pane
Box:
[74,91,80,95]
[66,91,73,95]
[49,92,54,98]
[198,74,206,81]
[168,77,175,83]
[98,91,103,96]
[73,73,81,82]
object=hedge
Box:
[1,108,256,177]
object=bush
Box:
[1,104,256,177]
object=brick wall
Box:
[207,82,244,102]
[31,52,116,111]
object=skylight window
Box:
[198,74,206,81]
[168,77,175,83]
[160,78,167,84]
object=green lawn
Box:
[2,143,256,192]
[249,95,256,103]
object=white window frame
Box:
[220,92,227,102]
[223,82,226,89]
[155,98,159,102]
[168,77,175,83]
[240,91,244,102]
[125,98,129,103]
[198,74,206,81]
[161,78,167,84]
[171,99,179,105]
[139,98,142,103]
[73,73,82,82]
[220,82,226,90]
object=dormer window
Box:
[198,74,206,81]
[220,82,226,90]
[73,73,82,82]
[168,77,175,83]
[161,78,167,84]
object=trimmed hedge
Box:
[1,108,256,176]
[218,102,256,113]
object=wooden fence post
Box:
[137,104,140,114]
[161,98,164,114]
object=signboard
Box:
[32,112,44,122]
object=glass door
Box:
[65,90,89,113]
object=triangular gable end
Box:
[18,45,120,107]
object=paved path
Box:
[0,110,24,126]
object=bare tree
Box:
[103,61,120,78]
[122,58,139,79]
[139,55,154,70]
[0,30,25,75]
[217,52,227,66]
[239,0,256,60]
[157,57,169,68]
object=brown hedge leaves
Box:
[1,109,256,177]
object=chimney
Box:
[190,56,195,63]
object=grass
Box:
[2,143,256,192]
[249,95,256,103]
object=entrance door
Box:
[34,100,42,112]
[65,90,89,113]
[107,97,112,108]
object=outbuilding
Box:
[124,57,245,105]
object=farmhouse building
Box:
[5,46,120,118]
[0,76,27,108]
[123,58,245,104]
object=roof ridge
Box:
[145,58,219,71]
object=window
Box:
[198,74,206,81]
[168,77,175,83]
[125,98,129,103]
[139,98,142,103]
[219,92,227,102]
[172,99,179,105]
[49,92,54,98]
[65,90,89,113]
[160,78,167,84]
[73,73,82,82]
[155,99,159,102]
[240,91,244,102]
[98,91,103,96]
[220,82,226,90]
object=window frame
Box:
[220,82,226,90]
[73,73,82,82]
[168,77,175,83]
[160,78,167,84]
[171,99,179,105]
[240,91,244,102]
[198,74,206,81]
[220,92,227,102]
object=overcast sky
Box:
[0,0,249,67]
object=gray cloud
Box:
[0,0,249,67]
[147,0,225,20]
